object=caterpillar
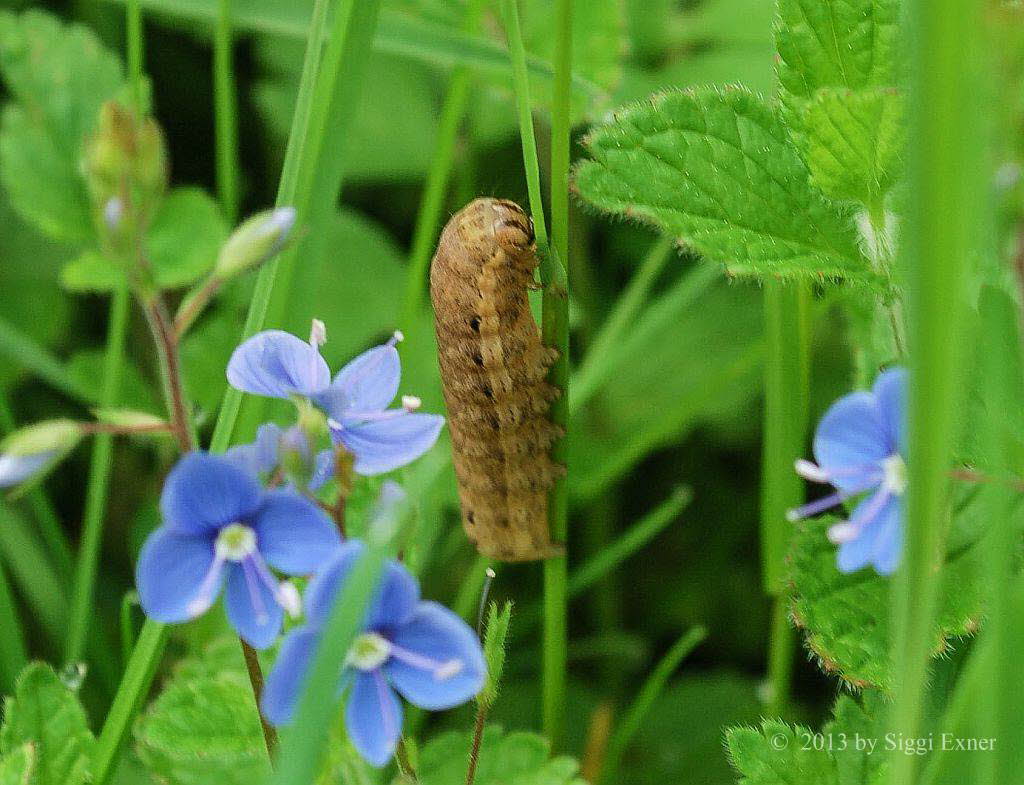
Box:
[430,198,563,562]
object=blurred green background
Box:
[0,1,869,782]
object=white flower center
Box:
[347,632,392,671]
[215,523,257,562]
[882,455,907,495]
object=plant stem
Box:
[65,282,131,665]
[214,0,240,221]
[400,0,488,327]
[465,700,489,785]
[140,295,194,452]
[889,1,982,783]
[760,280,809,718]
[127,0,144,109]
[173,275,224,338]
[0,558,27,693]
[499,0,573,748]
[241,639,279,757]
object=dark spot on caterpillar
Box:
[430,198,563,562]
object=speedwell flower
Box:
[788,368,906,575]
[261,539,486,766]
[226,322,444,476]
[224,422,335,491]
[136,452,341,648]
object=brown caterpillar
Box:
[430,198,563,562]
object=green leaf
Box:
[0,663,94,785]
[802,87,904,207]
[134,642,270,785]
[0,9,124,243]
[0,744,34,785]
[788,492,1008,691]
[774,0,899,105]
[416,726,585,785]
[61,187,227,291]
[725,693,887,785]
[574,87,873,282]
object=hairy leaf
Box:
[802,87,904,207]
[774,0,899,104]
[575,87,873,282]
[0,9,124,243]
[134,643,270,785]
[416,726,585,785]
[61,188,227,291]
[0,744,33,785]
[788,491,1007,691]
[0,663,94,785]
[726,693,887,785]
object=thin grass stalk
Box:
[214,0,240,221]
[497,0,572,747]
[888,1,983,783]
[0,538,26,694]
[599,625,706,784]
[760,281,809,717]
[400,0,489,327]
[93,2,351,779]
[65,283,131,665]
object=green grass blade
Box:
[214,0,240,220]
[66,282,130,665]
[0,558,27,693]
[600,625,707,784]
[0,315,94,405]
[889,2,986,783]
[568,487,691,598]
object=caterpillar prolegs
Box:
[430,198,564,562]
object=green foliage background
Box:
[0,0,1022,784]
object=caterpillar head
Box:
[487,198,536,257]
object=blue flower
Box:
[227,323,444,476]
[136,452,342,648]
[0,452,54,489]
[261,540,486,766]
[788,368,907,575]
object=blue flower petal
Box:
[0,451,53,488]
[224,562,283,649]
[836,493,901,574]
[136,527,217,622]
[160,452,262,534]
[335,413,444,475]
[252,489,341,574]
[315,344,400,419]
[223,423,283,477]
[369,562,420,631]
[812,391,889,492]
[227,330,330,399]
[873,368,907,455]
[346,670,403,767]
[262,626,319,726]
[385,601,486,710]
[305,540,367,626]
[869,497,902,575]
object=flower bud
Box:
[82,101,168,220]
[214,207,297,279]
[0,419,83,490]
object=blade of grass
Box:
[569,487,690,598]
[100,0,604,100]
[214,0,240,221]
[889,1,984,783]
[66,282,130,665]
[400,0,488,326]
[760,281,810,718]
[0,315,94,405]
[599,625,707,784]
[498,0,572,748]
[0,558,26,693]
[93,0,379,778]
[571,237,673,412]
